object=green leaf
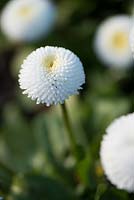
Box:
[1,103,37,172]
[10,175,77,200]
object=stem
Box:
[61,103,78,161]
[94,183,107,200]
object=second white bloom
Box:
[94,15,132,69]
[0,0,57,42]
[100,113,134,192]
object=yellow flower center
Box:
[17,6,32,18]
[111,31,128,51]
[43,55,58,70]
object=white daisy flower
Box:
[94,15,133,69]
[19,46,85,106]
[100,113,134,192]
[0,0,57,42]
[130,18,134,58]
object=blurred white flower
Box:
[100,113,134,192]
[94,15,133,69]
[130,19,134,58]
[0,0,57,42]
[19,46,85,106]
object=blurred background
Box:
[0,0,134,199]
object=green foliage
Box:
[10,175,76,200]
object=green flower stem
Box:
[94,183,107,200]
[61,103,79,162]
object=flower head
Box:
[130,19,134,58]
[100,113,134,192]
[19,46,85,106]
[0,0,57,42]
[94,15,132,69]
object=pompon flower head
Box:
[100,113,134,192]
[0,0,57,42]
[19,46,85,106]
[94,15,133,69]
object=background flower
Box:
[0,0,57,42]
[100,113,134,192]
[94,15,133,69]
[130,21,134,58]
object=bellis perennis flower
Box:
[94,15,132,69]
[100,113,134,192]
[130,20,134,58]
[0,0,57,42]
[19,46,85,106]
